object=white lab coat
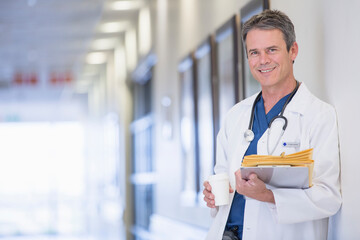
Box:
[205,83,341,240]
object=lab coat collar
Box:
[285,82,313,115]
[242,91,261,106]
[242,82,312,115]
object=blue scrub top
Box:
[225,92,292,239]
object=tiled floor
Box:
[1,235,96,240]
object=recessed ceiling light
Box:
[91,38,118,50]
[100,22,130,33]
[110,1,143,10]
[86,52,107,65]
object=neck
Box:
[262,79,297,114]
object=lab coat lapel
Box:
[228,103,252,186]
[260,83,310,156]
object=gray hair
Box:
[242,9,296,52]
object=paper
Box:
[240,149,314,188]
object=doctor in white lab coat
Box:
[203,10,341,240]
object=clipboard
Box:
[240,166,310,189]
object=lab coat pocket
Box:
[277,139,300,155]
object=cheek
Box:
[248,64,259,77]
[248,59,258,71]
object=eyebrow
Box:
[248,45,279,53]
[266,45,279,49]
[248,48,257,53]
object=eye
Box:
[268,48,277,53]
[249,50,258,56]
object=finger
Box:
[207,202,216,208]
[203,191,214,200]
[234,169,241,179]
[236,178,248,194]
[204,181,212,191]
[229,184,234,193]
[202,188,208,196]
[204,196,215,207]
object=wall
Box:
[276,0,360,238]
[152,0,360,238]
[271,0,325,100]
[324,1,360,239]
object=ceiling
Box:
[0,0,141,103]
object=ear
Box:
[290,42,298,62]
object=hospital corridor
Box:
[0,0,359,240]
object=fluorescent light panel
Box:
[100,22,130,33]
[111,1,144,11]
[91,38,118,50]
[138,7,151,55]
[125,29,137,71]
[86,52,107,65]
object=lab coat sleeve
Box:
[214,127,229,175]
[209,111,234,218]
[208,127,229,218]
[271,106,342,224]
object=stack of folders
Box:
[240,149,314,189]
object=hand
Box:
[234,170,275,203]
[203,180,234,208]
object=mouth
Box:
[258,66,276,73]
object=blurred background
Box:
[0,0,360,240]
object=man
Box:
[203,9,341,240]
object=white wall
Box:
[271,0,326,100]
[276,0,360,238]
[152,0,360,238]
[323,1,360,239]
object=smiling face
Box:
[246,28,298,91]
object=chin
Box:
[256,78,276,87]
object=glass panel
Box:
[131,64,154,236]
[133,124,153,173]
[133,184,153,229]
[0,122,86,237]
[179,63,197,205]
[131,120,154,232]
[217,32,237,126]
[196,49,215,193]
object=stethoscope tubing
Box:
[244,81,300,153]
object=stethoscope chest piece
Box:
[244,129,255,142]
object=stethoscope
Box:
[244,81,300,155]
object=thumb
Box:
[249,173,258,181]
[248,173,259,185]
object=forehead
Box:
[246,28,286,49]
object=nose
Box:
[259,52,270,65]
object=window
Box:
[0,122,86,237]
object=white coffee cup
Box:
[208,173,230,206]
